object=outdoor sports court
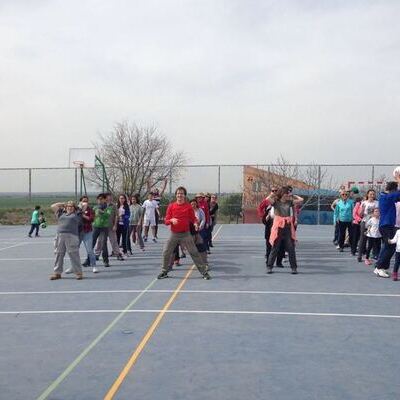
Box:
[0,224,399,400]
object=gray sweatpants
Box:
[54,233,82,274]
[162,232,207,275]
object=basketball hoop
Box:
[72,161,85,168]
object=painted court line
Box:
[35,278,159,400]
[103,224,223,399]
[0,242,29,252]
[2,309,400,320]
[104,265,196,399]
[0,256,161,262]
[1,289,400,298]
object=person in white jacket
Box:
[388,229,400,281]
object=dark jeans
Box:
[351,223,361,254]
[264,220,273,258]
[393,252,400,273]
[267,224,297,270]
[199,229,209,251]
[154,212,159,237]
[357,221,367,259]
[376,225,396,270]
[365,237,381,260]
[116,224,129,253]
[333,222,339,243]
[338,221,352,249]
[28,223,40,236]
[208,222,215,247]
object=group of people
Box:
[257,186,304,274]
[48,189,219,281]
[331,181,400,281]
[257,179,400,282]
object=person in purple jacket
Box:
[116,194,131,256]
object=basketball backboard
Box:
[68,148,96,168]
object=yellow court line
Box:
[104,264,195,400]
[104,225,223,400]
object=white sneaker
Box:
[336,245,340,249]
[65,269,72,274]
[92,267,99,273]
[376,269,390,278]
[373,267,379,276]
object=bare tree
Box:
[249,155,338,210]
[254,155,301,192]
[89,121,185,197]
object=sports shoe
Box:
[95,255,100,261]
[92,267,99,273]
[28,234,32,238]
[357,257,362,263]
[266,267,273,274]
[276,263,284,268]
[157,271,168,279]
[336,245,340,249]
[373,267,379,276]
[365,259,372,266]
[392,272,398,281]
[152,238,157,243]
[65,269,72,274]
[104,261,110,268]
[202,272,211,280]
[375,268,390,278]
[143,236,148,242]
[291,268,298,275]
[82,262,89,267]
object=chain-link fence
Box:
[0,164,397,224]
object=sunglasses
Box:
[271,189,277,192]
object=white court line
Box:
[0,242,29,252]
[251,256,350,260]
[0,256,161,261]
[1,289,399,298]
[1,309,400,319]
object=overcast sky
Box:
[1,0,399,168]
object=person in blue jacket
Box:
[334,191,354,252]
[374,181,400,278]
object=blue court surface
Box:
[0,224,399,400]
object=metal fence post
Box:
[317,165,321,225]
[74,168,78,201]
[218,165,221,195]
[371,165,375,186]
[28,168,32,201]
